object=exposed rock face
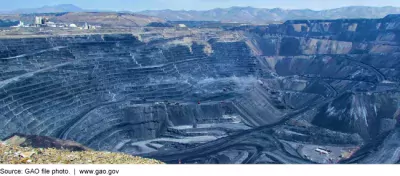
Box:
[1,15,400,164]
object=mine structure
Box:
[315,148,331,155]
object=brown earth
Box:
[0,134,164,164]
[0,144,164,164]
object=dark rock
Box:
[2,133,91,151]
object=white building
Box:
[315,148,331,155]
[178,24,187,28]
[46,21,56,27]
[83,22,89,29]
[81,22,97,30]
[11,21,24,28]
[34,16,43,25]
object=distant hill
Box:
[6,4,84,14]
[50,12,164,27]
[0,12,165,27]
[138,6,400,24]
[2,5,400,25]
[0,4,164,27]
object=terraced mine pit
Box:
[1,15,400,164]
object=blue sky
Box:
[1,0,400,11]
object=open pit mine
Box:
[1,14,400,164]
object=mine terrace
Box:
[0,13,400,164]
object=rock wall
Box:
[1,14,400,164]
[0,33,268,152]
[244,15,400,141]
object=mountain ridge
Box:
[5,4,84,14]
[138,6,400,24]
[2,5,400,24]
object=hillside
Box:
[51,12,165,27]
[0,134,163,164]
[0,12,165,27]
[0,144,164,164]
[138,6,400,24]
[3,5,400,25]
[0,4,164,27]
